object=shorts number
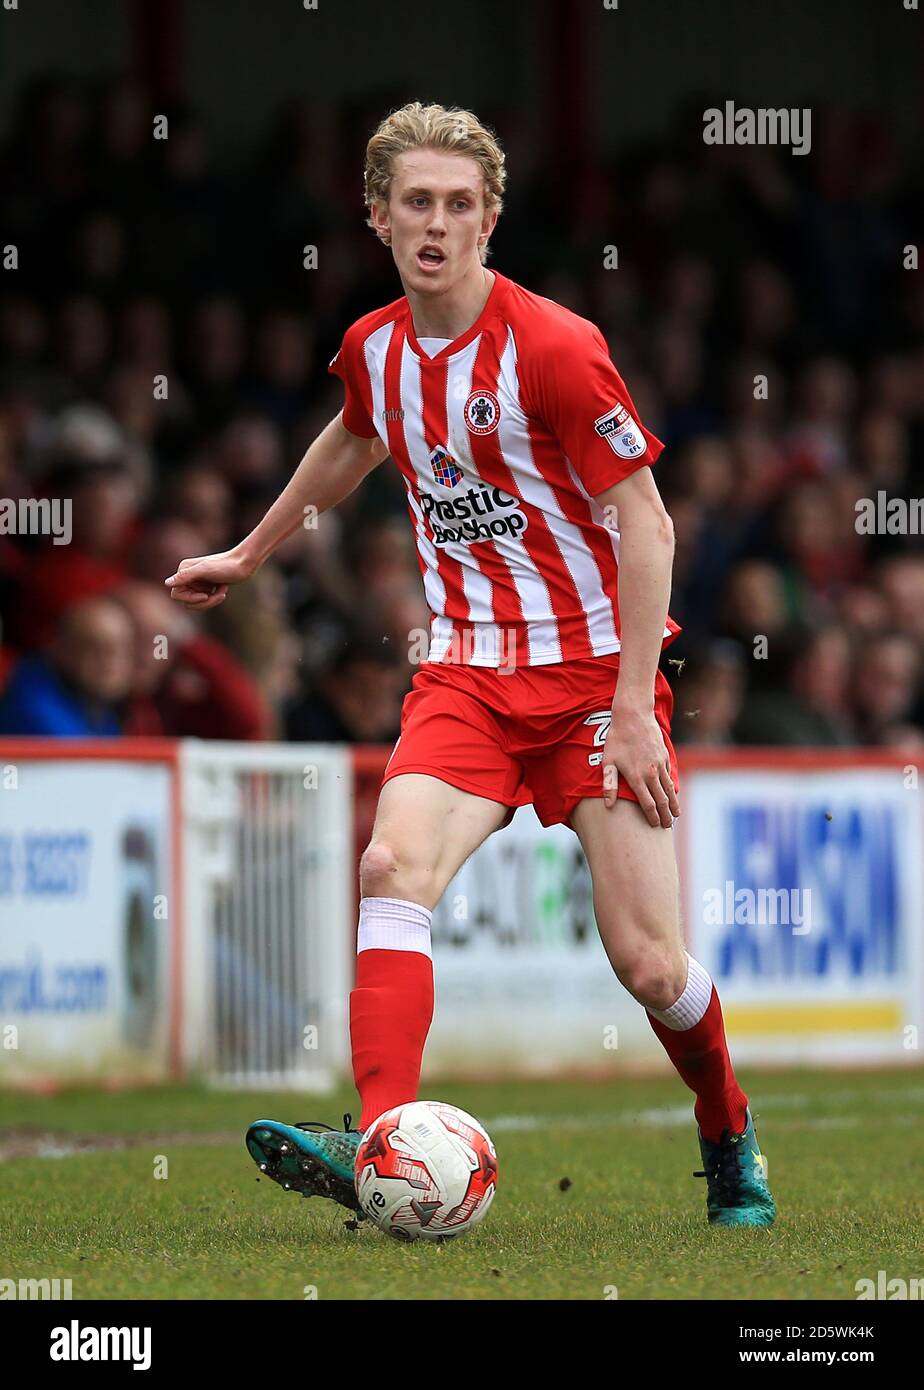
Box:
[584,710,611,767]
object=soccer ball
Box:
[355,1100,498,1241]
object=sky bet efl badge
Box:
[464,389,501,435]
[594,401,646,459]
[430,445,463,488]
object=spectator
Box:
[734,626,856,746]
[0,596,134,735]
[285,643,404,743]
[13,409,141,651]
[116,580,269,740]
[672,640,746,747]
[852,632,921,745]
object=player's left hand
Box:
[602,702,679,828]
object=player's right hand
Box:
[164,548,253,609]
[602,702,680,829]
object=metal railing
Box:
[181,743,353,1089]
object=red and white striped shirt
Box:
[329,270,681,667]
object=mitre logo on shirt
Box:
[420,483,528,546]
[594,402,647,459]
[429,446,464,488]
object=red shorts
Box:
[381,653,678,829]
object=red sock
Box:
[647,986,748,1143]
[350,948,434,1131]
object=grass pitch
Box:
[1,1068,921,1300]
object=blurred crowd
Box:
[0,74,922,748]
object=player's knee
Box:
[359,841,401,896]
[617,950,685,1010]
[359,839,433,902]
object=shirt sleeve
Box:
[328,325,379,439]
[527,322,664,497]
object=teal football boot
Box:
[694,1107,776,1227]
[246,1114,364,1214]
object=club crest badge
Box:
[464,389,501,436]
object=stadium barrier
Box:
[181,742,353,1090]
[0,739,353,1090]
[0,741,920,1087]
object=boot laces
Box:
[693,1130,747,1206]
[294,1112,359,1136]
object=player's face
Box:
[375,148,497,293]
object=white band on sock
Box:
[357,896,433,959]
[648,952,713,1031]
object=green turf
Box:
[1,1069,922,1300]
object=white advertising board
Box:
[682,763,923,1064]
[423,806,659,1074]
[0,757,175,1082]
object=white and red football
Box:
[354,1100,498,1242]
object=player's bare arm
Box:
[594,465,679,828]
[164,412,387,609]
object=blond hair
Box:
[364,102,506,264]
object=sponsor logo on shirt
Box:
[430,446,463,488]
[464,389,502,435]
[594,402,647,459]
[420,484,528,546]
